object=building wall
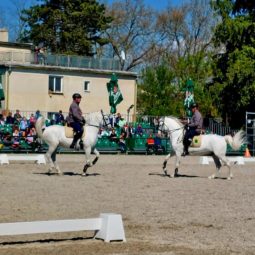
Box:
[5,67,136,116]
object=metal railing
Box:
[0,51,121,71]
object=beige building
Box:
[0,30,137,119]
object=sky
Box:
[0,0,185,41]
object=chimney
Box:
[0,29,8,42]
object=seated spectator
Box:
[55,110,65,125]
[146,133,155,154]
[154,134,165,154]
[35,110,41,119]
[115,113,122,126]
[12,129,20,149]
[6,112,15,124]
[109,128,118,142]
[29,113,37,128]
[14,109,22,124]
[118,131,127,153]
[118,117,126,128]
[126,124,135,138]
[19,117,28,132]
[135,124,143,136]
[2,132,12,146]
[101,127,110,137]
[26,128,37,149]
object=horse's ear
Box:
[100,109,104,115]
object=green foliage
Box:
[211,0,255,127]
[137,64,183,116]
[20,0,112,56]
[138,51,216,118]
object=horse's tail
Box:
[224,130,246,151]
[35,116,45,139]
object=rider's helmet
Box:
[191,103,198,109]
[72,93,82,100]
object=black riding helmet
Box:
[191,103,198,109]
[72,93,82,100]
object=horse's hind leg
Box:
[45,144,60,174]
[51,148,61,175]
[208,154,221,179]
[220,156,232,180]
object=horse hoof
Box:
[82,173,88,177]
[163,169,168,176]
[170,174,175,178]
[208,175,214,179]
[227,177,232,180]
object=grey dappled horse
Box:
[159,116,246,180]
[35,111,110,175]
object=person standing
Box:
[182,103,203,156]
[55,110,65,125]
[66,93,85,149]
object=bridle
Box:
[100,110,111,129]
[85,110,111,129]
[158,117,185,142]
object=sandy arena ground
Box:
[0,154,255,255]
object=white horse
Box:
[35,111,110,176]
[159,116,246,180]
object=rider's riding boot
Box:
[79,140,84,150]
[182,140,190,156]
[70,133,81,149]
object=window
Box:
[84,81,90,92]
[49,76,63,93]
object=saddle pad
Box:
[64,126,86,139]
[191,135,202,148]
[65,126,74,138]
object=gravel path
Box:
[0,154,255,255]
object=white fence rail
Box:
[0,213,126,243]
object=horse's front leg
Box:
[82,148,99,176]
[162,153,171,176]
[171,152,181,178]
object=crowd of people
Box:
[0,109,44,151]
[0,108,163,153]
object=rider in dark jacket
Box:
[182,103,203,156]
[66,93,85,149]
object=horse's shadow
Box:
[34,171,100,177]
[148,172,200,178]
[149,172,229,180]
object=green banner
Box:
[184,78,194,118]
[107,73,123,114]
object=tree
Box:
[137,64,184,116]
[103,0,159,71]
[211,0,255,127]
[20,0,112,56]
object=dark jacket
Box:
[189,110,203,133]
[66,101,83,124]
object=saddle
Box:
[190,135,202,148]
[64,125,86,139]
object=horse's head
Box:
[158,116,184,137]
[100,110,112,129]
[158,117,168,136]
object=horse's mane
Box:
[85,111,102,125]
[166,116,184,127]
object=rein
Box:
[86,110,111,129]
[159,117,185,143]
